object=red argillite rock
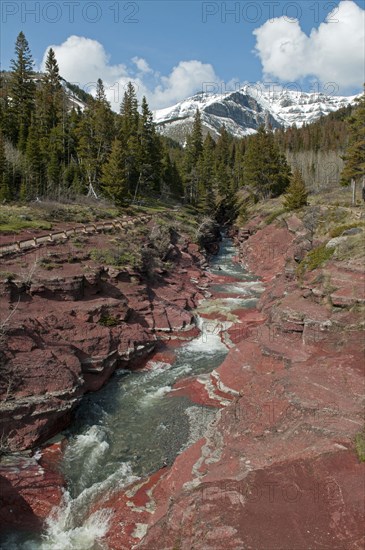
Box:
[0,238,207,453]
[0,442,65,535]
[101,215,364,550]
[0,228,211,536]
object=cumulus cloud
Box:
[152,60,218,107]
[132,57,153,74]
[42,36,220,111]
[42,35,128,85]
[253,0,365,89]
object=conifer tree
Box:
[9,32,36,151]
[283,168,308,210]
[197,133,216,213]
[0,133,11,201]
[340,90,365,186]
[214,125,234,196]
[25,119,44,198]
[37,48,63,133]
[119,82,140,195]
[184,109,203,203]
[76,79,115,194]
[161,148,183,199]
[243,126,291,198]
[101,138,127,204]
[138,96,161,195]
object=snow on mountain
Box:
[153,85,359,143]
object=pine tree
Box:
[120,82,139,138]
[76,80,115,194]
[340,90,365,186]
[0,133,11,201]
[101,138,127,204]
[213,126,231,196]
[283,168,308,210]
[119,82,140,195]
[197,133,216,213]
[243,126,291,198]
[25,119,44,198]
[161,148,183,199]
[9,32,36,151]
[184,109,203,203]
[37,48,64,133]
[138,96,161,195]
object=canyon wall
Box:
[0,219,212,533]
[104,213,364,550]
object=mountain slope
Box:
[154,86,358,143]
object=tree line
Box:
[0,32,363,217]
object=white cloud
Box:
[132,56,153,74]
[42,35,128,86]
[151,60,219,107]
[253,0,365,89]
[42,36,220,111]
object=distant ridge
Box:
[154,85,359,143]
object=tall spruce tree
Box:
[0,133,11,201]
[197,133,216,213]
[214,125,233,196]
[37,48,63,133]
[243,126,291,198]
[340,90,365,187]
[161,147,183,199]
[76,79,115,194]
[138,96,161,195]
[101,138,127,204]
[119,82,140,195]
[283,168,308,210]
[184,109,203,203]
[25,118,44,198]
[9,32,36,151]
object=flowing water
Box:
[1,236,263,550]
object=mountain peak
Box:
[154,87,359,143]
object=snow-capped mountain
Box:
[153,85,359,143]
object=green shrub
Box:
[39,258,57,270]
[355,431,365,462]
[297,243,335,276]
[89,247,141,269]
[0,271,16,281]
[99,314,120,327]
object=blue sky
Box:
[1,0,364,110]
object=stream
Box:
[2,236,264,550]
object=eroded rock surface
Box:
[98,214,364,550]
[0,223,211,534]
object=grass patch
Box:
[265,208,286,225]
[354,431,365,462]
[39,260,58,271]
[0,218,52,233]
[329,222,365,238]
[0,271,16,281]
[297,243,335,277]
[89,247,141,269]
[99,314,121,327]
[334,234,365,262]
[0,200,119,233]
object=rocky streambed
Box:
[1,214,364,549]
